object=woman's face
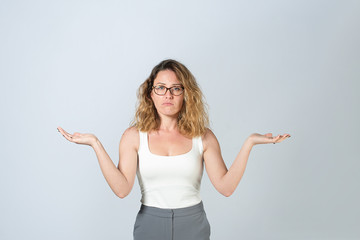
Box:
[151,70,184,119]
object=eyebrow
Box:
[155,82,182,86]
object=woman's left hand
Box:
[247,133,291,146]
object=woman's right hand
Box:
[57,126,98,147]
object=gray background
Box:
[1,0,359,239]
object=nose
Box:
[164,88,174,98]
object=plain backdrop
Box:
[1,0,359,239]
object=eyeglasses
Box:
[152,85,184,96]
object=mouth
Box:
[162,102,173,106]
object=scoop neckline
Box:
[145,132,194,158]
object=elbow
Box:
[116,191,129,199]
[218,187,234,197]
[115,188,130,199]
[219,185,235,197]
[222,190,234,197]
[117,193,127,199]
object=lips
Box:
[162,102,173,106]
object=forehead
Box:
[153,70,181,85]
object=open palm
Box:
[249,133,291,145]
[57,126,97,146]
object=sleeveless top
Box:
[136,130,204,209]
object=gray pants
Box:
[133,201,211,240]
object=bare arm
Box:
[203,129,290,197]
[57,126,139,198]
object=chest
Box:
[147,133,193,156]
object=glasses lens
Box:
[170,87,183,96]
[154,86,166,95]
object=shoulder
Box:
[202,128,217,140]
[201,128,220,152]
[123,126,139,137]
[120,126,140,151]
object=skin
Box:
[57,69,291,198]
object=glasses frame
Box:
[152,85,184,96]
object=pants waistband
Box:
[139,201,204,218]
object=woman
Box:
[57,59,290,240]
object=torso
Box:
[137,129,204,209]
[147,130,193,156]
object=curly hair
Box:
[131,59,209,137]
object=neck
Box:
[157,115,179,132]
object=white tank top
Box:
[136,130,204,209]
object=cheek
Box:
[150,93,161,108]
[150,92,156,104]
[178,97,185,109]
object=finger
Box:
[58,127,69,134]
[62,133,74,142]
[276,134,290,143]
[280,134,291,140]
[62,130,73,139]
[57,127,67,136]
[62,129,75,139]
[273,135,281,143]
[57,127,65,134]
[57,127,63,134]
[58,128,74,142]
[61,128,71,136]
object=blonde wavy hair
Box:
[131,59,209,137]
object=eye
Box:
[155,86,165,90]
